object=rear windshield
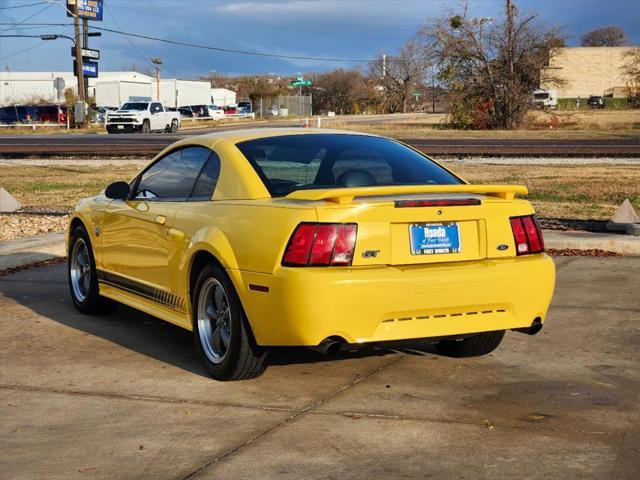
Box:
[121,103,148,111]
[236,134,461,197]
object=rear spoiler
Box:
[285,184,528,204]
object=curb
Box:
[542,230,640,256]
[0,232,66,271]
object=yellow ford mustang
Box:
[67,129,555,381]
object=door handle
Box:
[155,215,167,225]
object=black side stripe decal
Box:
[97,270,186,312]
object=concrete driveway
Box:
[1,257,638,479]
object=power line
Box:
[103,3,155,69]
[0,2,54,34]
[0,39,47,62]
[0,22,378,64]
[0,22,73,26]
[87,25,372,63]
[0,1,49,9]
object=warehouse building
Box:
[540,47,634,99]
[0,71,216,108]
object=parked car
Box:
[179,105,225,119]
[267,105,280,117]
[67,130,555,381]
[35,104,66,124]
[587,96,605,109]
[206,104,225,119]
[93,106,117,124]
[532,89,557,110]
[106,101,181,133]
[0,105,39,124]
[237,100,252,114]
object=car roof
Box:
[175,128,379,150]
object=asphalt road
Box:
[1,256,638,479]
[0,128,638,157]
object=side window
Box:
[151,103,162,113]
[134,147,210,200]
[190,153,221,200]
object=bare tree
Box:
[123,63,155,77]
[369,39,434,113]
[311,69,382,114]
[422,1,564,129]
[580,26,628,47]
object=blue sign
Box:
[67,0,104,21]
[74,60,99,78]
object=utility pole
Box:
[431,74,436,113]
[72,1,85,125]
[151,57,163,101]
[507,0,514,76]
[506,0,515,126]
[82,18,89,102]
[382,54,386,78]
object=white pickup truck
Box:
[106,101,181,134]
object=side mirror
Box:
[105,181,131,200]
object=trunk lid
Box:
[286,185,532,266]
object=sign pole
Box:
[82,18,89,102]
[73,0,86,126]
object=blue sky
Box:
[0,0,638,78]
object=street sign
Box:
[71,47,100,60]
[290,79,312,87]
[53,77,66,92]
[74,60,99,78]
[66,0,104,21]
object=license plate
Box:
[409,223,461,255]
[117,125,124,129]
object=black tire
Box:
[141,120,150,134]
[170,119,178,133]
[192,263,267,381]
[435,330,505,358]
[68,226,118,315]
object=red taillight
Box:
[395,198,481,208]
[283,223,357,266]
[331,224,358,265]
[309,224,337,265]
[282,224,316,265]
[510,215,544,255]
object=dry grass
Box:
[0,164,142,210]
[337,124,639,140]
[443,162,640,219]
[334,109,640,139]
[1,162,638,220]
[524,109,640,130]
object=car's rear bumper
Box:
[233,254,556,346]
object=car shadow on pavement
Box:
[0,264,435,378]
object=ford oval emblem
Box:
[497,244,509,251]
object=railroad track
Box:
[0,133,638,157]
